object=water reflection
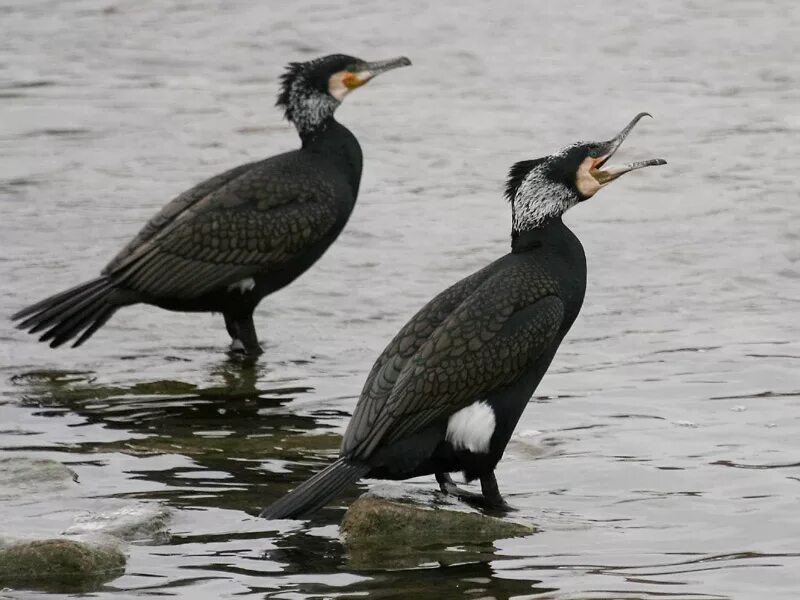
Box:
[8,365,334,514]
[296,561,555,599]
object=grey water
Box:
[1,0,798,597]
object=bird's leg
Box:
[224,311,263,356]
[478,472,515,512]
[436,472,514,513]
[436,471,455,494]
[236,314,263,356]
[223,312,239,342]
[435,472,482,500]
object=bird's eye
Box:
[345,64,358,73]
[588,149,600,158]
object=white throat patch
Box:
[446,400,496,453]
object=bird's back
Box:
[103,149,355,278]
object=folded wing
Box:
[343,265,564,459]
[103,158,340,299]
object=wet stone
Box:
[0,537,126,592]
[64,505,171,543]
[341,494,534,542]
[340,489,535,569]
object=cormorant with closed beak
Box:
[12,54,411,355]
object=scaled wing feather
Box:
[343,265,564,459]
[103,159,340,299]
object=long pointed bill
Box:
[594,112,652,168]
[345,56,412,88]
[590,112,666,184]
[593,158,667,184]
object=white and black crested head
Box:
[505,113,667,233]
[276,53,411,135]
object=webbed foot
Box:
[435,471,516,514]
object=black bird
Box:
[12,54,411,355]
[260,113,666,518]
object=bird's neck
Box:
[299,118,363,196]
[511,216,567,253]
[512,174,578,232]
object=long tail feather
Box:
[12,279,106,321]
[260,458,370,520]
[72,305,116,348]
[28,282,110,335]
[11,276,121,348]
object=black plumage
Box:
[12,53,411,354]
[261,113,666,518]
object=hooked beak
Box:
[344,56,412,89]
[590,112,667,184]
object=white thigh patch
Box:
[446,401,496,453]
[227,277,255,293]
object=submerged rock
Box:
[64,505,171,544]
[340,490,535,569]
[0,537,125,591]
[0,456,76,501]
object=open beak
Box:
[590,112,667,185]
[345,56,412,89]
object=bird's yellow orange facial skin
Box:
[588,154,616,184]
[328,70,367,101]
[589,156,616,185]
[576,157,603,198]
[342,71,365,89]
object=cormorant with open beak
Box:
[261,113,666,518]
[12,54,411,355]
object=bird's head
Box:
[506,112,666,233]
[276,53,411,135]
